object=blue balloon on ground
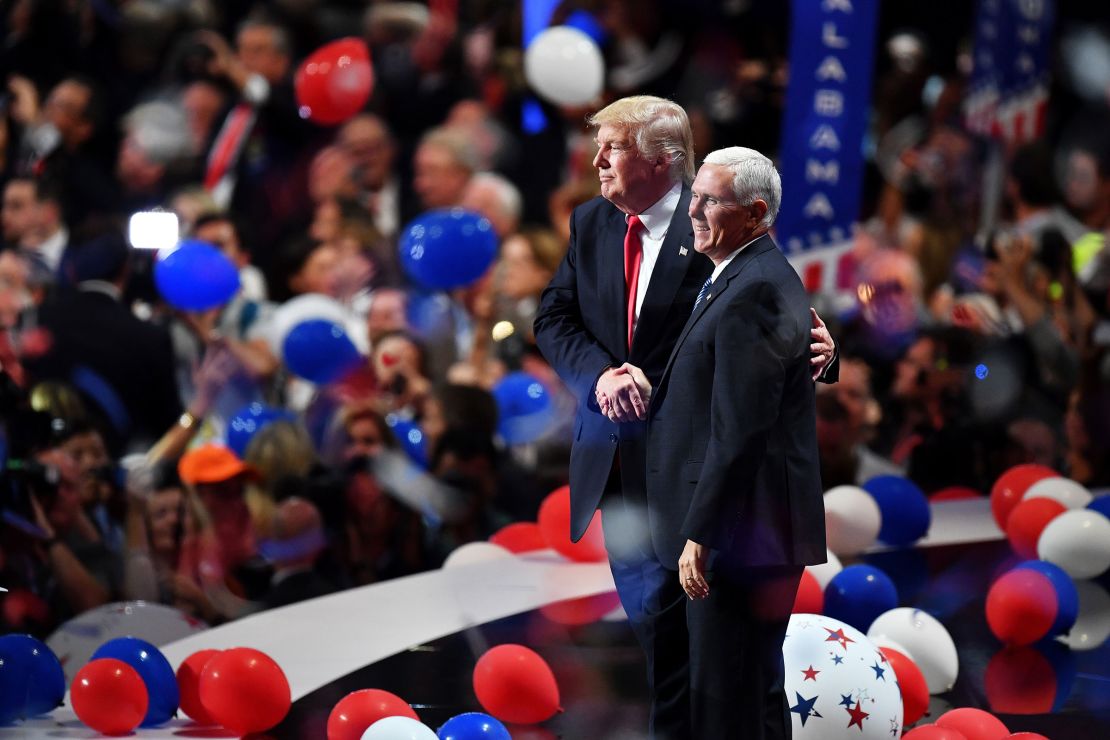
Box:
[400,209,498,290]
[438,712,511,740]
[0,634,65,722]
[387,415,428,468]
[154,239,240,311]
[823,564,899,632]
[863,475,931,545]
[227,403,294,457]
[1088,495,1110,521]
[91,636,179,727]
[1015,559,1079,637]
[492,372,555,445]
[283,319,362,384]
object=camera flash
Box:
[128,211,180,250]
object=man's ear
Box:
[654,154,672,174]
[750,199,769,225]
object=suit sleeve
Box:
[681,282,799,547]
[533,210,616,407]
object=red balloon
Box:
[931,486,982,502]
[327,689,418,740]
[294,38,374,125]
[176,649,221,725]
[984,648,1055,714]
[490,522,547,553]
[903,727,970,740]
[985,569,1058,646]
[1005,498,1066,559]
[539,591,622,626]
[199,647,291,735]
[792,569,824,614]
[880,646,929,726]
[538,486,606,562]
[71,658,149,736]
[473,644,561,724]
[990,464,1057,530]
[935,707,1011,740]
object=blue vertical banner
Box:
[776,0,880,256]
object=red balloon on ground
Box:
[903,727,970,740]
[931,486,982,502]
[71,658,149,736]
[984,648,1055,714]
[540,591,622,626]
[176,649,221,725]
[935,707,1011,740]
[490,522,547,553]
[791,568,824,614]
[990,464,1057,530]
[985,569,1058,646]
[294,38,374,125]
[1005,498,1066,559]
[538,485,607,562]
[199,647,291,735]
[327,689,418,740]
[880,646,929,726]
[473,644,561,724]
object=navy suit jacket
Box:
[535,187,713,540]
[645,234,826,569]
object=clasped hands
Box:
[596,363,652,422]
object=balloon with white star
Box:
[783,614,904,739]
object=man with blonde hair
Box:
[535,98,837,739]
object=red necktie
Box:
[624,215,644,350]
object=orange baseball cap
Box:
[178,444,258,485]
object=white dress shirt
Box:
[630,182,683,335]
[710,234,763,283]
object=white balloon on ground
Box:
[1024,477,1093,510]
[524,26,605,106]
[1059,579,1110,650]
[443,542,513,569]
[867,607,959,694]
[361,715,437,740]
[824,486,881,556]
[1037,508,1110,579]
[805,548,843,590]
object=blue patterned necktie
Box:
[693,277,712,312]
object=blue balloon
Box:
[406,290,455,341]
[1087,495,1110,521]
[863,548,929,606]
[823,564,899,632]
[399,209,498,290]
[227,403,294,458]
[1037,640,1078,712]
[154,239,240,311]
[386,415,428,468]
[283,319,362,384]
[91,637,179,727]
[492,372,555,445]
[438,711,511,740]
[862,475,931,546]
[0,634,65,723]
[564,10,608,45]
[1014,560,1079,637]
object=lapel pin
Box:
[706,294,712,302]
[679,246,688,256]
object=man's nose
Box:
[592,149,605,169]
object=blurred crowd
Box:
[1,0,1109,637]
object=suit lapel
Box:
[600,206,630,357]
[630,186,695,360]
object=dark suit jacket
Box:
[535,187,713,541]
[645,234,826,570]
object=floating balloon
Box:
[295,38,374,125]
[473,645,561,724]
[880,646,929,726]
[863,475,931,545]
[990,464,1057,530]
[538,485,606,562]
[805,548,843,590]
[91,636,179,727]
[385,414,428,468]
[492,372,555,445]
[0,634,64,721]
[283,318,363,384]
[199,647,291,735]
[268,292,351,357]
[1023,476,1092,510]
[400,209,498,290]
[1036,508,1110,579]
[524,26,605,106]
[867,608,959,694]
[934,707,1009,740]
[176,649,220,726]
[437,711,511,740]
[71,658,148,736]
[985,568,1057,646]
[824,485,881,556]
[489,522,547,553]
[362,715,437,739]
[823,564,898,632]
[792,569,824,614]
[1005,497,1066,559]
[1012,560,1078,637]
[155,240,240,311]
[227,403,294,458]
[329,689,418,740]
[443,542,514,569]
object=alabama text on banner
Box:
[777,0,879,293]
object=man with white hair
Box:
[647,147,826,739]
[460,172,523,236]
[535,96,836,739]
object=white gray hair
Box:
[467,172,523,226]
[702,147,781,228]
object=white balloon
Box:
[867,607,959,694]
[806,548,843,590]
[524,26,605,106]
[268,292,352,356]
[1059,579,1110,651]
[783,614,904,738]
[443,542,513,569]
[1023,477,1093,510]
[361,716,437,740]
[1037,508,1110,579]
[824,486,881,556]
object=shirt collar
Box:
[631,182,683,241]
[710,235,762,283]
